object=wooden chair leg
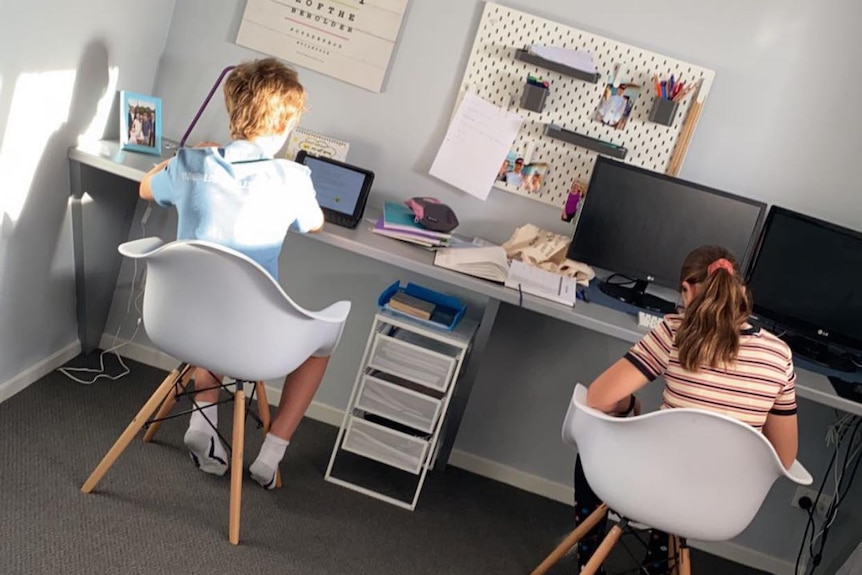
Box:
[142,365,195,443]
[668,534,680,575]
[678,542,692,575]
[253,382,282,489]
[530,503,609,575]
[81,366,188,493]
[229,385,246,545]
[580,523,624,575]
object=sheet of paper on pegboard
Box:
[454,2,715,208]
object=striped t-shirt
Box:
[625,314,797,430]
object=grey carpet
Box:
[0,354,770,574]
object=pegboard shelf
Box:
[451,3,714,208]
[544,124,627,159]
[514,48,600,84]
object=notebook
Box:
[382,201,452,240]
[434,246,509,283]
[372,218,447,247]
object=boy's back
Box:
[149,140,323,279]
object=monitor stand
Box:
[599,279,676,315]
[781,333,858,373]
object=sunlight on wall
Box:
[80,66,119,144]
[0,69,76,224]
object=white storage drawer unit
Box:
[367,332,458,392]
[326,310,478,511]
[342,416,429,475]
[356,374,443,434]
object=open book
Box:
[433,246,510,283]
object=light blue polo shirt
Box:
[150,140,324,279]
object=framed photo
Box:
[120,91,162,155]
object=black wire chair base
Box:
[143,368,268,454]
[585,513,686,575]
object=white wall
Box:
[103,0,862,570]
[0,1,175,390]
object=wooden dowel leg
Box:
[669,534,680,575]
[255,382,271,430]
[530,503,609,575]
[142,365,194,443]
[229,386,246,545]
[678,542,692,575]
[253,381,282,490]
[580,524,624,575]
[81,367,186,493]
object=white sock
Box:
[183,401,229,476]
[250,433,289,490]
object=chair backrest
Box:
[121,238,351,382]
[563,384,812,541]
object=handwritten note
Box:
[429,92,523,201]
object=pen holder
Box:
[648,98,679,126]
[520,83,548,113]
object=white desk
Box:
[67,140,862,468]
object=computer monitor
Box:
[746,207,862,371]
[567,157,767,313]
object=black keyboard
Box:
[829,376,862,404]
[323,210,358,229]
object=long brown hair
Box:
[675,246,752,371]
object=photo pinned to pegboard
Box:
[458,2,715,209]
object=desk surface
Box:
[68,140,862,416]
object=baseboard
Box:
[104,336,796,575]
[0,342,82,404]
[692,540,793,575]
[447,449,575,505]
[263,382,346,427]
[98,335,179,372]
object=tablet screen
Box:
[302,155,367,216]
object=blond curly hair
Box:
[223,58,305,141]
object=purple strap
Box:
[178,65,236,149]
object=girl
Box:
[574,245,799,574]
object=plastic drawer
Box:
[342,416,429,475]
[367,332,458,392]
[356,375,443,434]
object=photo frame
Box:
[120,90,162,155]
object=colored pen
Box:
[660,80,667,100]
[653,74,661,98]
[668,75,675,98]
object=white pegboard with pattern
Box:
[457,2,715,208]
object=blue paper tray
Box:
[378,281,466,331]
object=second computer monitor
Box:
[568,157,766,313]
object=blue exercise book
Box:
[382,201,451,239]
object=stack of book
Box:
[373,201,452,248]
[387,291,437,321]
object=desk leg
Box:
[435,297,500,469]
[70,162,139,354]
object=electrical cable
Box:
[795,416,856,574]
[605,273,637,286]
[807,419,862,574]
[59,216,149,384]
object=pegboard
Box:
[456,2,715,208]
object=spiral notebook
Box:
[284,128,350,162]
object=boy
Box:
[139,58,327,489]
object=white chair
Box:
[532,384,813,575]
[80,238,351,545]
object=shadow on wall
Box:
[0,40,110,350]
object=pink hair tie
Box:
[707,258,735,275]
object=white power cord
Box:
[59,212,150,384]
